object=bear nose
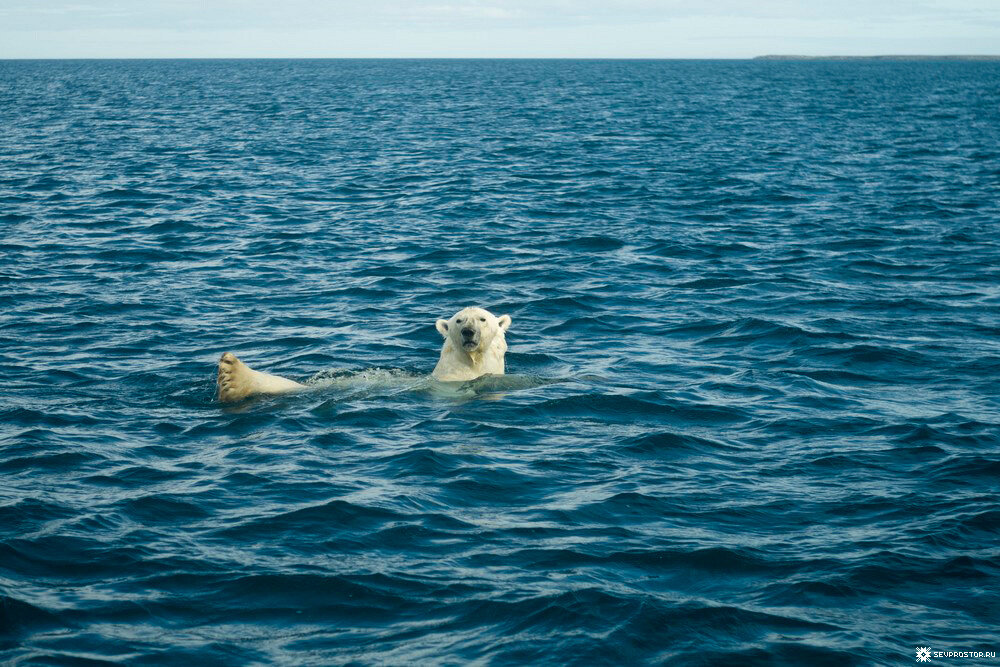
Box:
[461,327,475,337]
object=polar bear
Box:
[216,306,512,402]
[432,306,512,381]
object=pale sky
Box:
[1,0,999,59]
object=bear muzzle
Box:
[460,327,480,349]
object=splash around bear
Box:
[216,306,512,402]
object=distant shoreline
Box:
[754,55,1000,61]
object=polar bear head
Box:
[436,306,511,357]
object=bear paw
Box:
[217,352,256,402]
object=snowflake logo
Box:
[915,647,932,662]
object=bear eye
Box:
[456,317,464,323]
[479,317,486,322]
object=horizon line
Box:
[2,54,1000,61]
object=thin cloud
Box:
[416,5,524,20]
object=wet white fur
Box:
[432,307,512,382]
[216,306,511,401]
[217,352,305,402]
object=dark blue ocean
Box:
[2,59,999,665]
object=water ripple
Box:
[2,59,999,664]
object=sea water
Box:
[2,59,999,664]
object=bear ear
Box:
[497,314,511,331]
[436,319,450,338]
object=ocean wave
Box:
[2,58,998,664]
